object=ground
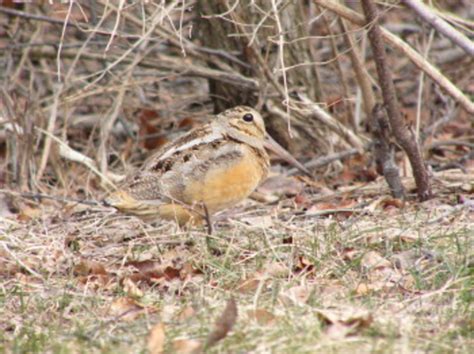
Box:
[1,170,472,353]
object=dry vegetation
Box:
[0,1,473,353]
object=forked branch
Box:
[361,0,432,201]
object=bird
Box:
[104,106,308,224]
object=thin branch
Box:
[339,18,376,121]
[361,0,432,201]
[313,0,474,114]
[402,0,474,56]
[36,84,62,182]
[271,0,292,134]
[297,94,365,150]
[287,146,369,176]
[370,104,405,199]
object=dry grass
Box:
[1,177,472,352]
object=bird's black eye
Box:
[243,113,254,122]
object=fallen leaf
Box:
[147,322,166,354]
[74,259,111,287]
[177,306,196,321]
[236,272,266,293]
[357,251,411,294]
[316,308,373,338]
[241,215,273,228]
[279,285,312,306]
[325,321,353,339]
[126,257,200,289]
[205,298,238,349]
[247,308,276,326]
[294,193,311,207]
[355,283,370,296]
[137,109,168,150]
[178,116,196,129]
[361,251,391,270]
[173,339,202,354]
[263,262,290,278]
[306,199,358,218]
[381,198,404,209]
[108,297,153,322]
[74,259,108,276]
[341,247,359,261]
[17,205,41,221]
[122,277,144,298]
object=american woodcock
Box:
[105,106,308,224]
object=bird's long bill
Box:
[264,135,311,176]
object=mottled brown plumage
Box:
[105,106,270,224]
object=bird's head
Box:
[217,106,266,140]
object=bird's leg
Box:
[201,202,213,235]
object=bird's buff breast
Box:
[182,150,266,213]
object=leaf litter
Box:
[1,161,472,353]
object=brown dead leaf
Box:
[306,198,358,218]
[74,259,111,287]
[293,255,316,275]
[147,322,166,354]
[355,283,371,296]
[279,285,312,306]
[316,308,373,338]
[177,306,196,321]
[137,109,168,150]
[263,262,291,278]
[236,272,266,294]
[125,260,171,285]
[108,297,154,322]
[361,251,391,270]
[205,298,238,349]
[74,259,108,276]
[381,198,405,209]
[126,259,161,273]
[122,277,144,298]
[357,251,412,294]
[294,193,311,207]
[173,339,202,354]
[241,215,273,228]
[178,117,196,129]
[17,205,42,221]
[247,308,276,326]
[341,247,359,261]
[163,266,181,281]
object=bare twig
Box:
[339,18,376,121]
[297,94,365,150]
[402,0,474,56]
[415,30,435,141]
[370,104,405,199]
[313,0,474,114]
[271,0,291,132]
[35,127,119,188]
[287,146,367,176]
[361,0,432,201]
[36,84,62,182]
